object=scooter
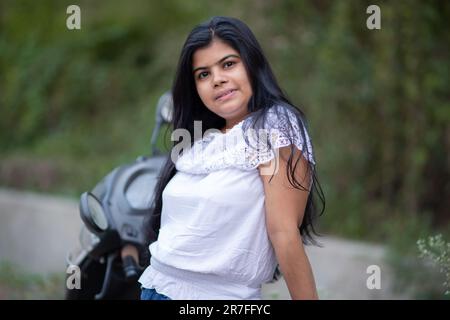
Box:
[65,91,173,299]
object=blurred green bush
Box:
[0,0,448,241]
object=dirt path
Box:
[0,188,408,299]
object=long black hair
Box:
[144,16,325,263]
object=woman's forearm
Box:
[270,231,318,300]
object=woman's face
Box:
[192,39,253,129]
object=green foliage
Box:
[0,1,448,238]
[417,234,450,295]
[0,262,64,299]
[0,0,448,300]
[382,216,450,299]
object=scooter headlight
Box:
[80,192,109,234]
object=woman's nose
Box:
[212,71,228,87]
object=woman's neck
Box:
[221,113,250,133]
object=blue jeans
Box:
[140,287,171,300]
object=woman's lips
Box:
[216,89,236,101]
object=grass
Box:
[0,261,65,300]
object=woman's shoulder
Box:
[264,104,305,129]
[242,104,305,134]
[243,103,315,166]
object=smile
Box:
[215,89,236,101]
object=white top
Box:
[138,105,315,300]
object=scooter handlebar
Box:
[121,244,141,282]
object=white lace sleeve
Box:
[243,105,316,169]
[175,105,315,174]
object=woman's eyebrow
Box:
[192,54,240,74]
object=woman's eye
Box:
[224,61,235,68]
[198,71,209,79]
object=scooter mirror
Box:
[150,91,173,155]
[159,92,173,123]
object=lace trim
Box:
[175,106,315,174]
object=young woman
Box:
[139,16,325,300]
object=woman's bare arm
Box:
[258,146,318,300]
